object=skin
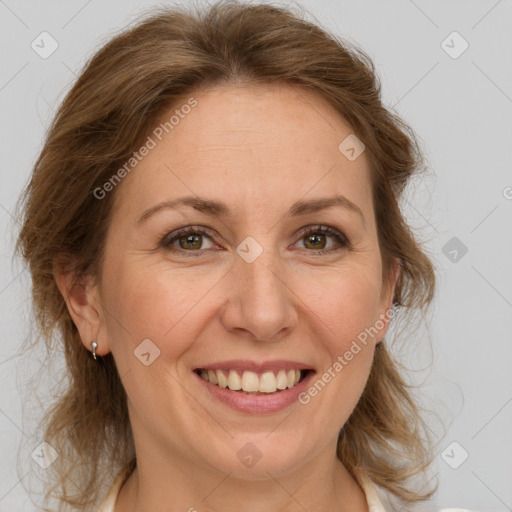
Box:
[56,81,399,512]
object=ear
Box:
[54,261,110,357]
[375,257,401,343]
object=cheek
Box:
[303,264,383,344]
[297,262,383,402]
[100,257,220,359]
[295,275,381,441]
[98,261,212,419]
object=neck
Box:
[114,444,368,512]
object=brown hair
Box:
[16,1,437,509]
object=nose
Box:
[219,249,298,342]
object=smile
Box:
[195,368,310,394]
[193,360,316,414]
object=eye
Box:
[294,225,350,254]
[161,226,217,255]
[160,224,350,257]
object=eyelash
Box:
[160,225,350,257]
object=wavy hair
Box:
[16,1,437,509]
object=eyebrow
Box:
[136,194,366,227]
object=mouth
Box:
[193,368,313,395]
[192,359,317,413]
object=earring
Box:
[91,340,98,360]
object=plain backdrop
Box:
[1,0,511,510]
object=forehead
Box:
[112,82,373,223]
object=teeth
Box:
[198,368,305,393]
[259,371,277,393]
[227,370,242,390]
[216,369,228,388]
[287,370,295,388]
[207,370,218,385]
[241,371,260,392]
[276,370,288,390]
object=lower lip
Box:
[193,371,316,414]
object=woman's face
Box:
[89,82,397,478]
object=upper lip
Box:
[194,359,315,374]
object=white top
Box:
[98,467,471,512]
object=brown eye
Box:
[303,232,327,250]
[162,227,216,253]
[296,226,349,254]
[161,224,349,257]
[178,233,203,250]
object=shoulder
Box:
[353,469,391,512]
[354,468,475,512]
[98,464,133,512]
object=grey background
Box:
[1,0,511,510]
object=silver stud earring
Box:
[91,340,98,360]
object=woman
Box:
[16,1,446,510]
